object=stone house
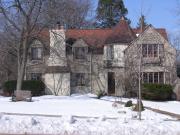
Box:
[25,17,177,97]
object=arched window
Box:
[31,40,43,60]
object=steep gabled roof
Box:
[105,17,136,44]
[132,27,168,41]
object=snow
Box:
[0,94,180,135]
[101,96,180,114]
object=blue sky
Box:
[92,0,180,33]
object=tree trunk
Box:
[16,36,28,90]
[16,63,25,90]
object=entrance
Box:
[108,72,115,94]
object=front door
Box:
[108,72,115,95]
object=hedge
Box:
[142,83,173,101]
[3,80,45,96]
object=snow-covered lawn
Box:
[0,94,180,135]
[101,96,180,114]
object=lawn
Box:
[0,94,179,135]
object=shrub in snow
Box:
[124,100,133,107]
[3,80,45,96]
[133,101,145,112]
[31,118,40,126]
[96,90,107,99]
[142,83,173,101]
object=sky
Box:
[92,0,180,33]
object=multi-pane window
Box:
[149,73,153,83]
[31,47,43,60]
[142,44,161,58]
[107,46,114,60]
[72,73,90,86]
[31,73,42,80]
[74,47,87,59]
[142,72,164,84]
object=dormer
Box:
[72,39,88,60]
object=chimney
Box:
[56,21,64,30]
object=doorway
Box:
[108,72,115,95]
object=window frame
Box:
[31,47,43,60]
[73,47,87,60]
[142,44,161,58]
[142,72,164,84]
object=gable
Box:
[73,39,88,47]
[133,26,168,45]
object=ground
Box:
[0,94,180,135]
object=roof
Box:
[105,17,136,44]
[132,27,168,41]
[39,19,169,48]
[66,29,112,48]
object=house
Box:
[25,17,177,97]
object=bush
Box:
[3,80,45,96]
[142,83,173,101]
[125,100,133,107]
[133,101,145,111]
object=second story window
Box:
[74,47,87,60]
[142,44,161,58]
[106,46,114,60]
[31,47,43,60]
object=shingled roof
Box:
[66,29,112,48]
[39,19,169,48]
[105,17,136,44]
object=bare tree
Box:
[0,0,45,90]
[44,0,92,29]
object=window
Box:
[31,73,42,80]
[107,46,114,60]
[143,73,148,83]
[74,47,87,59]
[149,73,153,83]
[142,44,160,58]
[71,73,89,87]
[31,47,43,60]
[143,72,164,84]
[142,44,148,57]
[154,72,158,83]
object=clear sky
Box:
[92,0,180,33]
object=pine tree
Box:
[96,0,129,28]
[137,15,148,29]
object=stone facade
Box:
[25,18,177,98]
